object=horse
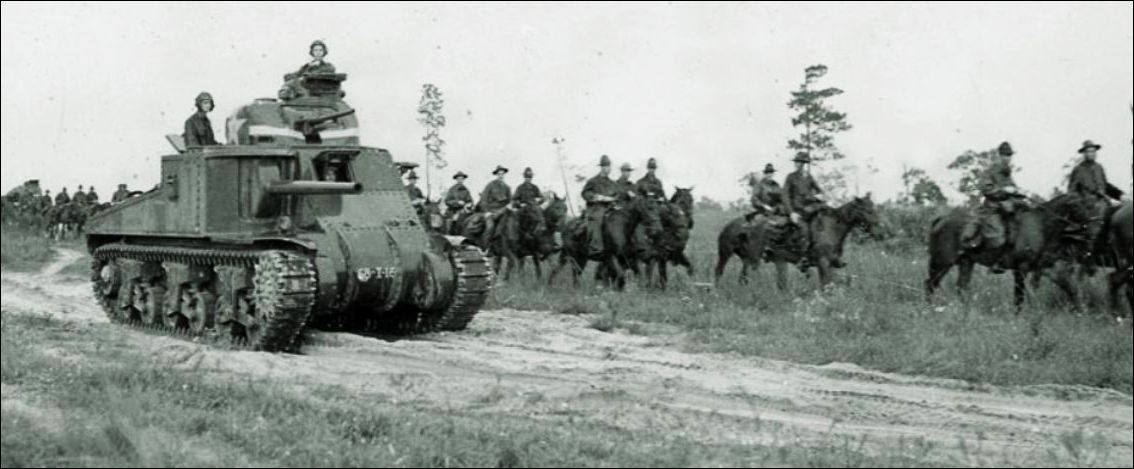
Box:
[46,202,86,241]
[715,195,880,290]
[494,201,557,281]
[1102,202,1133,316]
[640,189,696,289]
[548,196,663,291]
[418,199,447,234]
[925,193,1095,311]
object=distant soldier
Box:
[112,184,130,203]
[87,186,100,205]
[479,166,513,246]
[55,187,71,206]
[39,190,53,213]
[582,155,617,256]
[444,172,474,214]
[513,168,544,207]
[614,163,637,203]
[750,163,785,216]
[72,185,88,206]
[183,92,218,147]
[962,142,1023,270]
[405,170,426,211]
[635,158,667,200]
[297,40,336,76]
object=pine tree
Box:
[787,65,853,201]
[417,84,447,198]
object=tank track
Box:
[361,244,494,336]
[91,243,316,352]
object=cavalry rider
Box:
[750,163,786,217]
[783,152,824,239]
[582,155,618,257]
[183,92,218,147]
[404,170,426,213]
[73,185,88,206]
[513,167,544,208]
[479,165,513,247]
[963,142,1024,270]
[55,187,71,206]
[1068,140,1123,238]
[615,163,638,203]
[39,190,53,213]
[635,158,667,200]
[86,186,100,206]
[444,172,474,215]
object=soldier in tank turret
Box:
[297,40,336,76]
[183,92,218,147]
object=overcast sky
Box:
[2,1,1131,204]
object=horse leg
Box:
[674,252,694,279]
[817,257,833,288]
[658,260,669,291]
[532,256,543,280]
[714,253,730,286]
[1048,265,1079,308]
[774,261,788,292]
[1013,268,1029,314]
[925,256,954,301]
[955,261,975,294]
[644,259,656,289]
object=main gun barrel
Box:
[266,181,362,196]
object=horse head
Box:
[628,196,664,239]
[1041,192,1096,228]
[421,199,445,232]
[515,201,547,238]
[839,193,881,239]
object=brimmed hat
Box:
[406,171,419,181]
[620,163,634,172]
[492,165,509,175]
[452,172,468,180]
[523,167,534,178]
[599,155,611,167]
[647,158,658,170]
[792,152,811,163]
[998,142,1015,156]
[763,163,776,174]
[1078,140,1102,154]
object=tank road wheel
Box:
[182,287,216,335]
[232,251,316,352]
[134,282,162,326]
[92,260,126,323]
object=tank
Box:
[84,68,493,352]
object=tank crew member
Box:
[635,158,667,200]
[582,155,618,257]
[444,172,474,214]
[480,166,513,247]
[112,184,130,203]
[751,163,785,216]
[297,40,336,76]
[513,168,544,207]
[615,163,637,203]
[183,92,218,147]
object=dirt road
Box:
[3,249,1132,466]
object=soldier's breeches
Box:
[586,207,606,254]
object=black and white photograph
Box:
[1,2,1132,467]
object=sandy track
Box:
[2,249,1131,465]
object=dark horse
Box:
[1102,202,1133,315]
[549,196,663,291]
[715,195,880,290]
[640,188,696,289]
[493,201,558,281]
[419,199,446,234]
[925,193,1095,310]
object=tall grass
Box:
[0,226,55,272]
[490,208,1134,394]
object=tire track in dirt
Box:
[3,249,1132,466]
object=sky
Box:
[2,1,1131,205]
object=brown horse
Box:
[495,201,558,281]
[549,196,662,291]
[715,195,880,290]
[925,193,1095,310]
[640,189,695,289]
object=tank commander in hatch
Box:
[183,92,218,147]
[297,40,336,76]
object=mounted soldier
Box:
[1069,140,1124,238]
[614,163,638,204]
[73,185,88,206]
[513,167,544,208]
[582,155,618,257]
[87,186,100,206]
[112,184,130,203]
[479,165,513,248]
[55,187,71,206]
[635,158,666,201]
[962,142,1026,272]
[444,171,474,214]
[404,170,426,214]
[784,152,824,235]
[750,163,786,217]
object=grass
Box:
[489,209,1134,395]
[0,311,1021,468]
[0,226,57,272]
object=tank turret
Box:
[84,61,492,352]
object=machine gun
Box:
[295,109,357,142]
